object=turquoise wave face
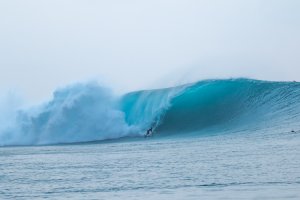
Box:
[121,79,300,135]
[1,79,300,146]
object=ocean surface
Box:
[1,79,300,199]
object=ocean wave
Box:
[1,79,300,146]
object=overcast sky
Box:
[0,0,300,102]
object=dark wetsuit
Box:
[145,127,153,137]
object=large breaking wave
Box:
[1,79,300,146]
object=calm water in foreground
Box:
[1,130,300,200]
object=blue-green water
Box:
[1,130,300,199]
[1,79,300,199]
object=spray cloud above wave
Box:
[0,82,142,146]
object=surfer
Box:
[145,127,153,137]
